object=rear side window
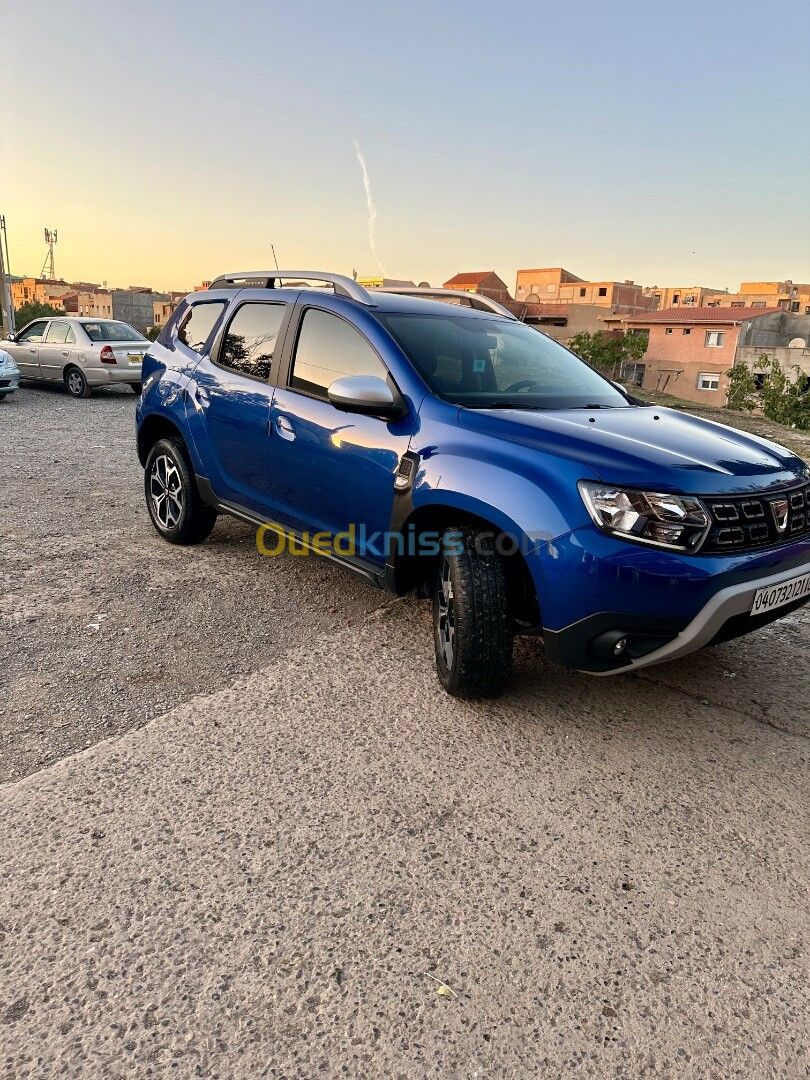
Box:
[83,321,145,342]
[176,302,226,354]
[290,309,386,397]
[44,320,76,345]
[218,303,285,381]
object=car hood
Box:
[457,405,809,495]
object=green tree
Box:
[724,362,759,412]
[12,300,66,331]
[725,355,810,430]
[146,326,161,341]
[567,330,648,380]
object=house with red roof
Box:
[602,306,793,403]
[443,271,512,304]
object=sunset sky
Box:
[5,0,809,295]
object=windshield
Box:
[375,313,632,410]
[82,321,146,343]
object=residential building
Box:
[111,288,169,333]
[643,285,724,309]
[703,280,810,315]
[62,290,114,318]
[11,277,75,310]
[608,307,786,404]
[514,267,655,313]
[152,294,185,330]
[357,277,417,289]
[444,271,512,304]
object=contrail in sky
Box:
[354,141,385,275]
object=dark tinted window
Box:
[219,303,285,380]
[83,321,146,342]
[17,321,48,343]
[290,308,386,397]
[44,320,75,344]
[176,303,226,354]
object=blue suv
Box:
[136,271,810,697]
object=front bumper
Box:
[0,370,20,394]
[544,557,810,674]
[532,525,810,674]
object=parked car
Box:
[135,271,810,698]
[0,348,20,401]
[4,317,147,397]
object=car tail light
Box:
[100,346,116,364]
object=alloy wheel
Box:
[149,454,184,529]
[67,371,84,395]
[436,557,456,669]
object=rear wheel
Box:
[432,526,513,698]
[144,437,217,545]
[65,366,91,398]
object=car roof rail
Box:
[375,286,517,320]
[208,271,374,305]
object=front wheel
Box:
[432,526,513,698]
[144,437,217,545]
[64,366,91,398]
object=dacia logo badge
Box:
[770,497,789,533]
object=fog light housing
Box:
[591,630,632,660]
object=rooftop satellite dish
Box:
[788,337,806,348]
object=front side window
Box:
[705,331,726,347]
[218,303,285,380]
[83,321,146,343]
[17,321,48,343]
[698,372,720,391]
[45,320,75,345]
[176,303,226,354]
[290,309,387,397]
[376,313,631,410]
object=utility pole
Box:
[0,215,14,337]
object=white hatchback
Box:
[4,317,148,398]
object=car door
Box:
[184,299,292,518]
[267,305,414,569]
[38,319,76,381]
[8,320,50,379]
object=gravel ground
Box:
[1,382,808,1077]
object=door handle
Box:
[61,350,69,356]
[29,348,37,353]
[275,415,296,442]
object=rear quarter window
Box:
[175,301,227,355]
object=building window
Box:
[598,287,607,297]
[665,327,673,335]
[673,293,680,304]
[731,302,744,308]
[698,372,720,391]
[546,284,555,293]
[791,301,800,312]
[752,301,766,307]
[579,287,586,297]
[705,331,725,347]
[682,328,691,335]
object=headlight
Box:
[578,480,710,552]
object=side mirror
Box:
[5,333,16,342]
[327,375,405,419]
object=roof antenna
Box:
[271,244,280,272]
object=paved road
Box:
[1,384,808,1077]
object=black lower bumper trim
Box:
[543,611,691,673]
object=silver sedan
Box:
[4,317,148,398]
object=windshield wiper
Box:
[572,403,616,409]
[463,401,551,410]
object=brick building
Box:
[609,307,782,403]
[443,271,512,304]
[515,267,655,313]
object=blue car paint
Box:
[137,284,810,673]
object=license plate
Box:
[751,572,810,615]
[128,353,143,365]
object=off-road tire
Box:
[433,526,513,698]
